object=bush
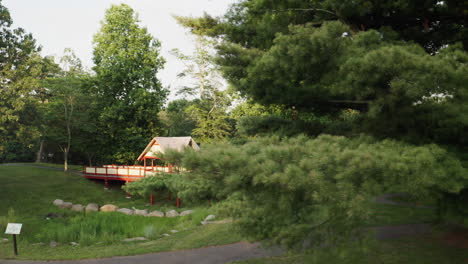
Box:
[168,135,467,247]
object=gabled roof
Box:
[137,137,200,161]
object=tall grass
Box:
[34,209,211,246]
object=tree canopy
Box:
[176,0,468,145]
[92,3,167,163]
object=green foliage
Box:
[177,0,468,146]
[0,1,60,162]
[92,3,167,164]
[36,212,179,246]
[170,35,233,143]
[123,174,170,197]
[169,135,467,247]
[159,99,196,137]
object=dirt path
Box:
[1,242,282,264]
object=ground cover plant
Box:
[0,165,242,260]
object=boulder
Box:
[117,208,134,215]
[204,215,216,221]
[180,210,193,216]
[134,209,148,216]
[122,237,147,242]
[147,210,164,217]
[49,241,58,248]
[100,204,118,212]
[165,210,179,217]
[53,199,64,206]
[59,202,73,209]
[85,203,99,213]
[71,204,84,212]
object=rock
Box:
[49,241,58,248]
[162,233,170,237]
[170,230,178,233]
[201,221,208,225]
[122,237,147,242]
[165,210,179,217]
[71,204,84,212]
[100,204,118,212]
[117,208,134,215]
[147,210,164,217]
[180,210,193,216]
[70,242,79,246]
[85,203,99,213]
[1,238,8,243]
[134,209,148,216]
[204,215,216,221]
[32,242,44,246]
[59,202,73,209]
[45,212,64,219]
[53,199,64,206]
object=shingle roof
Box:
[137,137,200,161]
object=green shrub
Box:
[168,135,467,248]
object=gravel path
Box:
[1,242,282,264]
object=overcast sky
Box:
[3,0,235,97]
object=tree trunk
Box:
[64,149,68,172]
[35,140,44,163]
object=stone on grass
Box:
[179,210,193,216]
[1,238,8,243]
[100,204,118,212]
[162,233,170,237]
[117,208,134,215]
[85,203,99,213]
[53,199,64,206]
[170,230,178,233]
[204,215,216,221]
[122,237,147,242]
[45,212,64,219]
[147,210,164,217]
[165,210,179,217]
[49,241,58,248]
[71,204,84,212]
[59,202,73,209]
[134,209,148,216]
[70,242,79,246]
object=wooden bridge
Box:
[83,165,174,182]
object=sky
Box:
[3,0,235,97]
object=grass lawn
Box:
[0,165,243,260]
[14,162,84,171]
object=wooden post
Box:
[104,179,109,189]
[176,197,181,208]
[13,234,18,256]
[150,194,154,205]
